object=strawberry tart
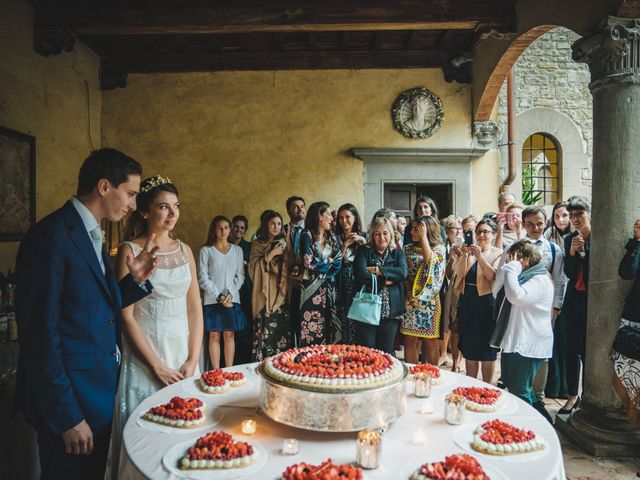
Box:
[409,453,490,480]
[199,369,247,393]
[282,458,363,479]
[409,363,443,385]
[178,431,259,470]
[261,344,405,392]
[452,386,504,412]
[142,396,205,428]
[471,419,544,455]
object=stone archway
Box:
[498,106,589,202]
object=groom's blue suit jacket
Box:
[14,201,150,436]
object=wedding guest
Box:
[404,197,446,245]
[397,214,408,246]
[441,215,462,367]
[198,216,246,368]
[283,195,306,345]
[544,201,571,252]
[248,210,292,361]
[498,192,517,213]
[111,176,203,477]
[371,208,402,249]
[495,202,525,249]
[230,214,253,364]
[353,217,408,354]
[335,203,367,344]
[447,215,477,372]
[15,149,156,479]
[492,239,554,422]
[401,216,447,365]
[558,195,591,414]
[299,202,342,345]
[613,218,640,426]
[518,206,567,403]
[453,219,502,383]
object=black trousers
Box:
[355,317,400,355]
[37,420,111,480]
[564,290,588,397]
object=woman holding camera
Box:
[353,217,408,354]
[453,218,502,382]
[492,239,554,422]
[248,210,292,361]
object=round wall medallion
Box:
[391,87,444,139]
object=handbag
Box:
[348,273,382,326]
[612,324,640,361]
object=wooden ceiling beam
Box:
[102,49,448,74]
[34,2,514,35]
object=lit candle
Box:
[241,419,257,435]
[281,438,299,455]
[411,428,427,445]
[444,393,466,425]
[356,429,382,469]
[414,372,432,398]
[420,400,435,414]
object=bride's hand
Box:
[153,363,184,386]
[179,360,198,379]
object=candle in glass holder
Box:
[414,372,432,398]
[241,419,257,435]
[356,429,382,469]
[411,428,427,445]
[444,393,466,425]
[420,400,435,414]
[281,438,299,455]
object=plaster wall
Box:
[0,0,102,273]
[102,70,474,249]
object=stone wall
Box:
[498,27,592,198]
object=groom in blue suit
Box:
[15,148,159,479]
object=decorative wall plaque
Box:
[391,87,444,139]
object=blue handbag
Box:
[347,273,382,326]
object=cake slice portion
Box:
[179,431,259,470]
[142,396,205,428]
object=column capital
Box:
[572,16,640,91]
[472,120,503,149]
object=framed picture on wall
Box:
[0,125,35,241]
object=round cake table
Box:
[120,363,566,480]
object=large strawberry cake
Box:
[472,419,544,455]
[282,458,363,479]
[409,453,489,480]
[142,396,205,428]
[261,344,405,392]
[179,431,259,470]
[452,387,504,412]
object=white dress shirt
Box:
[70,196,105,274]
[492,261,554,359]
[198,244,245,305]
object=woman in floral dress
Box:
[401,216,447,365]
[249,210,292,360]
[299,201,342,345]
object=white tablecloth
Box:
[121,363,565,480]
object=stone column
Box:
[556,16,640,456]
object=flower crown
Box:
[140,175,172,193]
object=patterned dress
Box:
[336,239,360,345]
[299,230,342,346]
[400,243,447,338]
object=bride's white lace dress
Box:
[110,240,196,479]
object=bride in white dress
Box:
[110,176,203,478]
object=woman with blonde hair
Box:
[353,217,408,354]
[401,216,447,364]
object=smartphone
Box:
[463,230,474,246]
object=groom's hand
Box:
[126,233,159,283]
[62,419,93,455]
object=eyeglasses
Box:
[475,230,493,235]
[569,211,586,219]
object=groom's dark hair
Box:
[77,148,142,196]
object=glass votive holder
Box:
[420,400,435,414]
[281,438,299,455]
[356,429,382,469]
[414,372,432,398]
[241,419,257,435]
[411,428,428,445]
[444,393,466,425]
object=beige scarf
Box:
[248,239,289,319]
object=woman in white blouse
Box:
[198,215,246,368]
[492,239,554,422]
